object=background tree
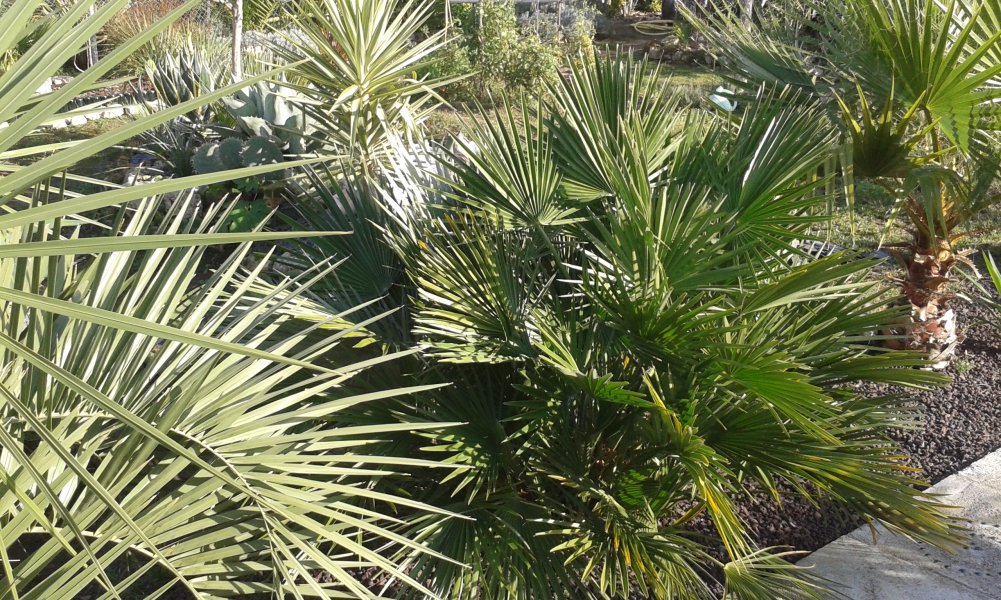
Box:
[690,0,1001,367]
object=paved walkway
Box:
[801,450,1001,599]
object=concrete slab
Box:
[803,451,1001,599]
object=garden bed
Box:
[740,276,1001,554]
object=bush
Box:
[475,0,560,89]
[430,0,592,101]
[284,55,960,599]
[426,38,479,99]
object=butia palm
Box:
[283,54,959,599]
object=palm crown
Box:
[691,0,1001,366]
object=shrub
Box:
[431,0,592,101]
[474,0,560,89]
[283,55,960,599]
[426,38,478,99]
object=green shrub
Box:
[426,39,477,98]
[475,0,560,89]
[430,0,591,101]
[562,11,597,67]
[284,55,960,599]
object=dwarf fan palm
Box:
[282,54,959,599]
[690,0,1001,366]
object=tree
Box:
[691,0,1001,366]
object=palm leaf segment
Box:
[0,1,450,598]
[693,0,1001,157]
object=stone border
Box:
[801,450,1001,599]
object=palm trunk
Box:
[898,240,964,369]
[739,0,754,27]
[662,0,677,20]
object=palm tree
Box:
[690,0,1001,366]
[0,0,449,597]
[280,53,961,599]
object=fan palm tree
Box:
[689,0,1001,366]
[0,0,451,597]
[281,54,961,599]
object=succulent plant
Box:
[193,135,287,187]
[192,142,224,174]
[241,136,285,180]
[218,137,245,170]
[221,81,314,154]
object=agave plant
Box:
[690,0,1001,366]
[281,54,960,599]
[0,0,450,597]
[221,80,315,154]
[143,40,230,124]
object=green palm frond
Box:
[547,51,686,202]
[835,82,939,179]
[683,3,820,99]
[409,217,549,363]
[853,0,1001,153]
[0,198,454,598]
[0,1,451,597]
[722,548,830,600]
[446,97,574,230]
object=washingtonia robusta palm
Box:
[283,54,960,599]
[690,0,1001,366]
[0,0,454,597]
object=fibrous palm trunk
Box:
[895,240,973,369]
